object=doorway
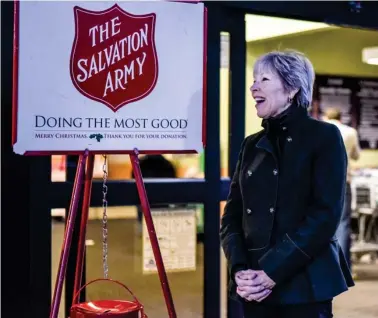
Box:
[220,11,378,318]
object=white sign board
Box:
[13,1,206,155]
[142,208,196,274]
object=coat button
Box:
[246,209,252,214]
[269,207,275,213]
[273,169,278,175]
[287,136,292,142]
[282,126,287,131]
[247,170,252,176]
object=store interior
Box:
[51,14,378,318]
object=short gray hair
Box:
[254,50,315,108]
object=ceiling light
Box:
[245,14,332,42]
[362,47,378,65]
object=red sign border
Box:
[12,0,207,156]
[70,4,159,112]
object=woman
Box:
[220,50,354,318]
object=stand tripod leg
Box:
[72,154,95,305]
[50,150,89,318]
[130,149,177,318]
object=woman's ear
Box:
[289,88,300,100]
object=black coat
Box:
[220,106,354,305]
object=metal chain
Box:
[102,154,109,279]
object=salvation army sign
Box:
[12,1,206,155]
[70,5,158,111]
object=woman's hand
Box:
[237,285,272,302]
[235,270,275,302]
[248,270,276,289]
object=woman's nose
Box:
[250,82,259,92]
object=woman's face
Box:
[250,66,291,119]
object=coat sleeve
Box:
[220,138,249,279]
[258,124,347,285]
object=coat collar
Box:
[256,105,309,155]
[261,104,309,135]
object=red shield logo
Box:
[70,4,158,112]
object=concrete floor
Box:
[52,219,378,318]
[333,264,378,318]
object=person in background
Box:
[220,50,354,318]
[323,107,361,272]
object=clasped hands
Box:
[235,269,276,302]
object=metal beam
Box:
[203,3,222,318]
[50,178,231,208]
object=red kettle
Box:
[70,278,147,318]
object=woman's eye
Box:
[262,77,269,81]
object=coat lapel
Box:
[256,135,274,156]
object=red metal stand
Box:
[130,148,177,318]
[50,149,177,318]
[50,150,89,318]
